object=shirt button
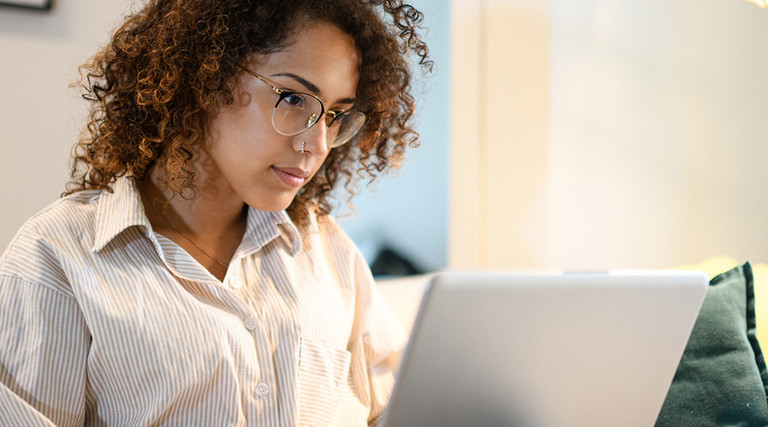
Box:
[255,382,270,398]
[229,277,243,289]
[244,317,258,330]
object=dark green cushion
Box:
[656,262,768,426]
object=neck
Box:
[141,165,246,238]
[140,164,247,281]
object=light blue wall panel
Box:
[338,0,450,273]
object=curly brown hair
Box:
[68,0,431,224]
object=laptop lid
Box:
[379,271,708,427]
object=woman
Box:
[0,0,430,425]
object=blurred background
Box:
[1,0,767,274]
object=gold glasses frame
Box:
[236,64,366,148]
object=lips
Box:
[271,166,310,188]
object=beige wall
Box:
[449,0,551,269]
[0,0,132,247]
[450,0,768,270]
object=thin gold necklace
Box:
[156,210,229,269]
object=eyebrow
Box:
[271,72,357,106]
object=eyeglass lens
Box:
[271,92,365,148]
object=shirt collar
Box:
[241,208,306,256]
[91,176,309,257]
[92,177,152,252]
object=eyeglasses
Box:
[237,65,366,148]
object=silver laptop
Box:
[379,271,708,427]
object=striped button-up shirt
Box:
[0,177,405,426]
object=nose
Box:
[297,118,330,157]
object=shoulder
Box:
[314,212,349,241]
[307,212,375,284]
[1,190,103,292]
[10,190,102,247]
[311,212,363,259]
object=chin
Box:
[245,196,296,212]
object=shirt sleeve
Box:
[350,250,407,425]
[0,275,90,427]
[0,383,57,427]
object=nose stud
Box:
[300,142,306,154]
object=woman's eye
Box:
[282,93,306,108]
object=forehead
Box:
[249,22,361,101]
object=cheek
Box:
[207,110,270,158]
[222,106,262,137]
[215,88,274,135]
[309,154,332,179]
